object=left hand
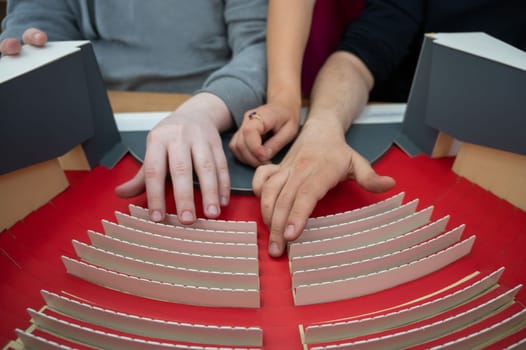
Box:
[253,118,396,257]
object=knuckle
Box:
[261,180,278,196]
[143,166,161,180]
[295,156,311,171]
[242,126,254,136]
[228,139,237,151]
[196,157,215,173]
[215,161,229,174]
[260,196,274,212]
[146,128,162,143]
[171,159,190,176]
[275,195,292,212]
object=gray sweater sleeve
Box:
[198,0,268,126]
[0,0,82,41]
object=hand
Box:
[0,28,47,55]
[229,100,301,167]
[253,118,396,257]
[115,93,233,224]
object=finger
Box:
[238,134,266,167]
[361,173,396,193]
[228,130,263,167]
[351,150,396,193]
[228,132,242,164]
[260,169,289,226]
[252,163,280,197]
[22,28,47,46]
[143,136,168,222]
[0,38,22,55]
[191,142,221,219]
[261,124,297,160]
[167,141,196,224]
[242,125,268,161]
[114,167,146,198]
[283,179,328,241]
[211,138,231,207]
[265,171,303,257]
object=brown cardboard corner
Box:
[58,144,91,171]
[0,159,69,231]
[452,143,526,211]
[431,132,456,158]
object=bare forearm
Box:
[267,0,315,105]
[307,51,374,132]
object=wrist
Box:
[304,112,347,136]
[180,92,233,131]
[267,87,302,110]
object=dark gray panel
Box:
[0,43,125,174]
[396,36,440,156]
[426,45,526,155]
[0,52,93,174]
[78,44,125,168]
[398,34,526,157]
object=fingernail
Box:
[33,32,42,41]
[207,205,219,216]
[284,224,295,240]
[220,196,229,206]
[150,210,162,222]
[181,210,194,223]
[269,241,282,257]
[266,147,273,158]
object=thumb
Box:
[358,172,396,193]
[349,149,396,193]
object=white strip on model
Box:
[114,104,406,132]
[292,225,465,287]
[302,268,504,344]
[429,307,526,349]
[102,221,258,258]
[305,193,405,229]
[114,212,257,244]
[129,204,257,232]
[73,241,259,290]
[27,308,261,349]
[293,236,476,306]
[503,332,526,350]
[62,257,260,308]
[309,285,521,349]
[288,206,433,259]
[295,199,420,244]
[41,290,263,346]
[16,329,74,350]
[290,215,449,272]
[88,231,259,274]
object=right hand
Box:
[253,118,396,257]
[0,28,48,55]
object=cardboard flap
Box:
[398,32,526,157]
[0,42,125,174]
